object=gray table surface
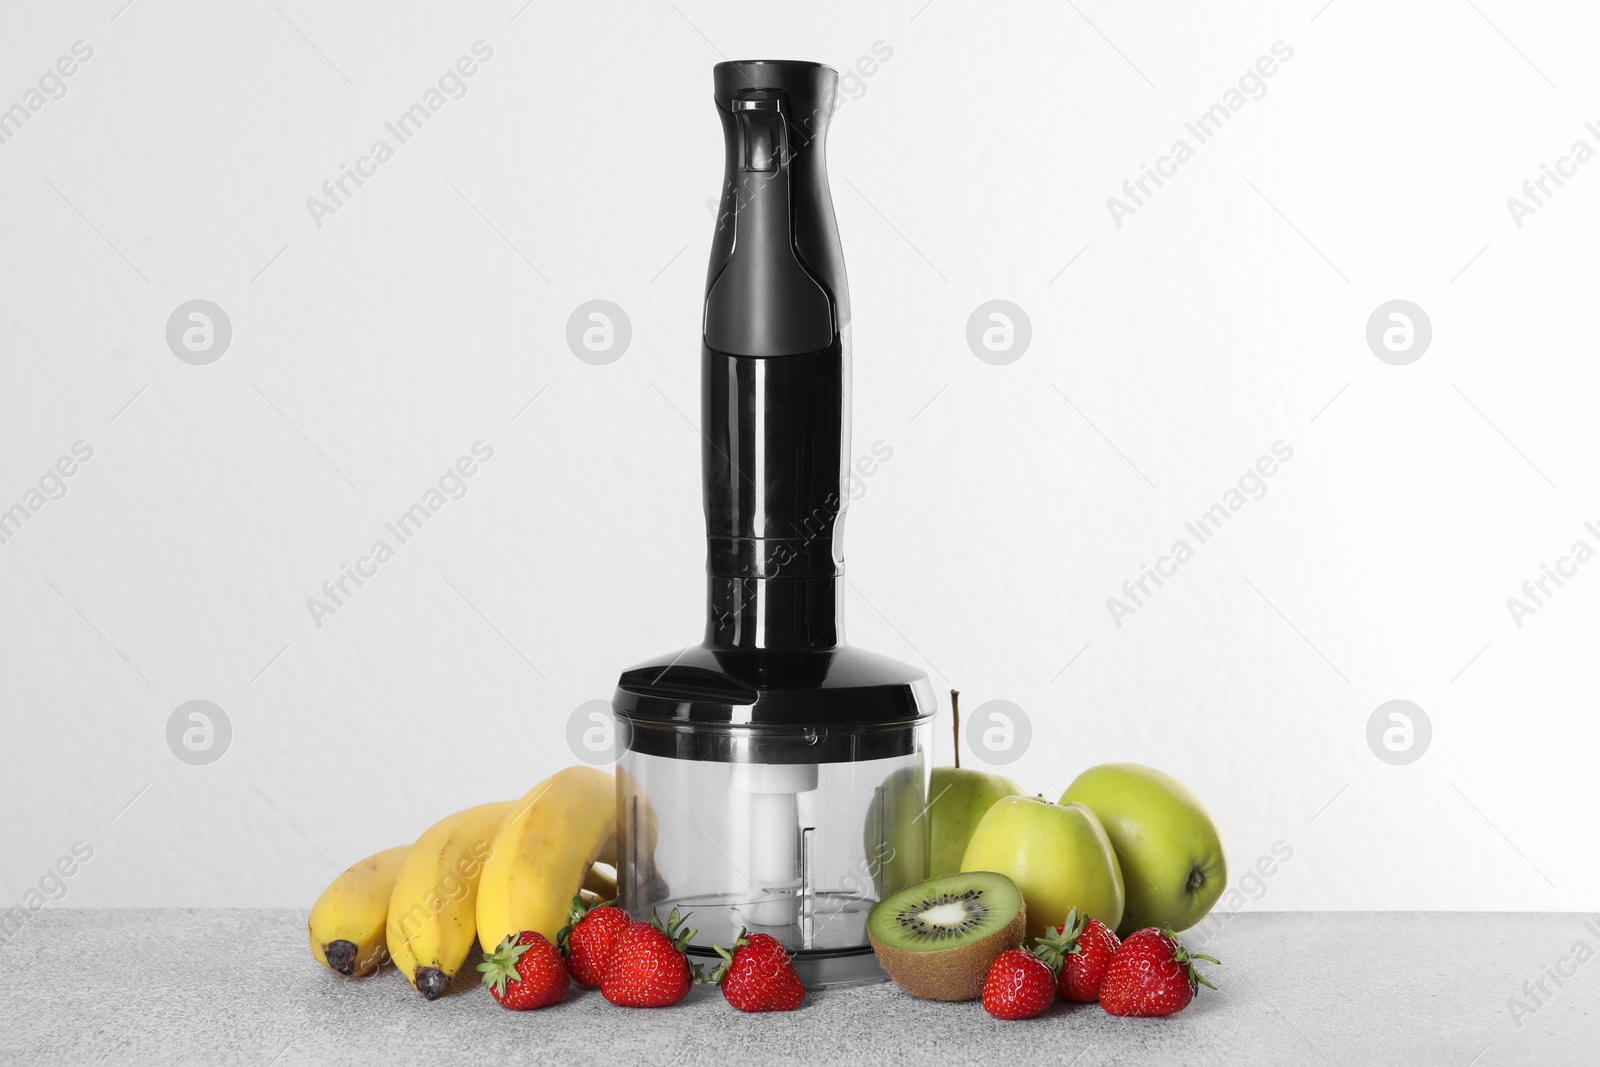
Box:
[0,909,1594,1065]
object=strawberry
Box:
[1035,907,1121,1003]
[981,947,1059,1020]
[558,895,632,987]
[709,929,805,1012]
[601,908,699,1008]
[477,931,569,1010]
[1098,927,1219,1017]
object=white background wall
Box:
[2,0,1596,916]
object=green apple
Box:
[960,795,1124,943]
[927,766,1021,876]
[926,689,1020,876]
[1060,763,1226,937]
[866,692,1021,892]
[863,766,930,897]
[862,765,1020,895]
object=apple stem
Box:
[950,689,960,770]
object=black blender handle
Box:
[705,62,848,358]
[700,61,852,650]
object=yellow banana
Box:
[582,862,618,900]
[308,844,411,976]
[386,800,513,999]
[476,766,617,950]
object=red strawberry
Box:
[1098,927,1218,1017]
[601,908,699,1008]
[981,947,1059,1020]
[558,895,632,987]
[709,929,805,1012]
[477,931,569,1010]
[1035,907,1121,1003]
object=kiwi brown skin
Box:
[869,899,1027,1002]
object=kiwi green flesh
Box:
[868,871,1027,1002]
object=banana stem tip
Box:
[414,966,451,1000]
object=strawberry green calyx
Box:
[649,907,698,953]
[706,929,752,986]
[1060,907,1090,950]
[1162,927,1220,991]
[1032,907,1088,976]
[647,907,707,984]
[477,934,534,997]
[1026,941,1063,978]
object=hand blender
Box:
[612,59,935,986]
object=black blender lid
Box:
[612,645,933,763]
[614,644,931,726]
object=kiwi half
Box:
[867,870,1026,1001]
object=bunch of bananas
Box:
[307,766,618,998]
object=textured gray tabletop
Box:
[0,909,1594,1065]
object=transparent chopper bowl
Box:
[616,719,931,987]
